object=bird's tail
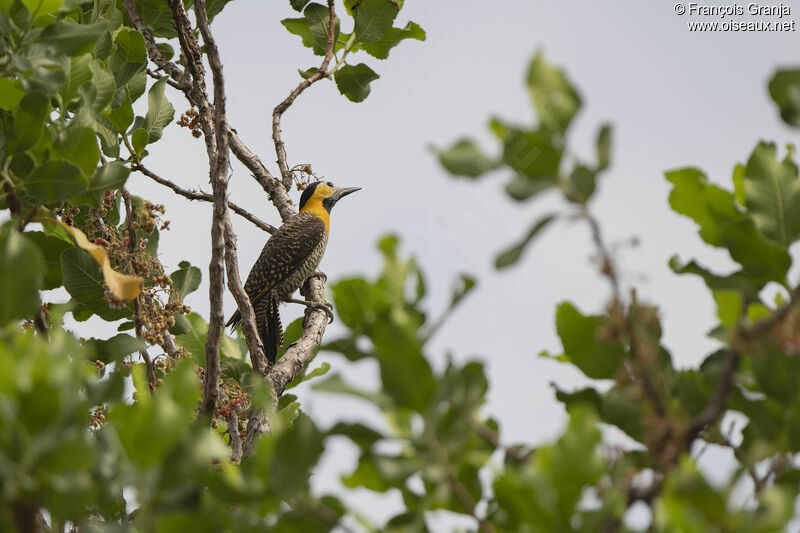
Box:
[225,309,241,330]
[265,292,283,364]
[226,295,283,364]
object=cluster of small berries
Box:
[216,397,244,420]
[89,407,106,429]
[177,108,201,138]
[55,206,80,226]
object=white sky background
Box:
[92,0,800,528]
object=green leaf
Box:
[21,0,62,20]
[334,63,379,102]
[24,231,71,290]
[290,0,311,11]
[23,160,88,203]
[502,127,562,181]
[0,78,25,110]
[769,69,800,127]
[712,290,742,329]
[596,123,612,171]
[85,162,130,206]
[527,51,581,133]
[131,127,148,156]
[105,94,134,134]
[58,54,92,103]
[496,214,557,269]
[327,422,383,449]
[555,302,626,379]
[668,256,759,302]
[733,163,746,205]
[61,247,130,321]
[436,138,498,178]
[353,0,398,43]
[743,141,800,246]
[170,262,201,299]
[108,28,147,88]
[565,164,596,204]
[86,333,146,363]
[281,17,317,51]
[362,21,425,59]
[52,125,100,177]
[8,91,49,154]
[142,77,174,143]
[505,173,557,202]
[298,66,319,79]
[0,223,44,324]
[86,60,116,113]
[304,2,339,55]
[37,21,108,56]
[288,361,331,388]
[666,167,791,285]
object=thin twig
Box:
[273,0,337,189]
[122,189,157,392]
[133,164,275,234]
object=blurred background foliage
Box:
[2,0,800,531]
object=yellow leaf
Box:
[55,220,143,301]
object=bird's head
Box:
[299,181,360,215]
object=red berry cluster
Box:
[216,397,244,420]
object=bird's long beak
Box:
[331,186,361,203]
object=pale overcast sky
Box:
[63,0,800,528]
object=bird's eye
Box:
[326,181,333,187]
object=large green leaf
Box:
[8,91,49,154]
[170,261,201,299]
[361,20,425,59]
[334,63,379,102]
[526,51,581,133]
[502,127,562,181]
[24,231,71,290]
[353,0,398,43]
[60,247,130,321]
[142,77,174,143]
[105,94,133,134]
[304,2,339,55]
[108,28,147,88]
[436,138,498,178]
[769,69,800,128]
[743,142,800,246]
[666,167,791,285]
[555,302,626,379]
[58,53,92,103]
[37,21,108,56]
[0,224,44,325]
[86,333,146,363]
[0,78,25,110]
[52,125,100,177]
[23,160,88,203]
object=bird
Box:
[226,180,360,364]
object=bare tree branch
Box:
[133,164,276,234]
[273,0,337,189]
[224,215,268,374]
[228,127,296,222]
